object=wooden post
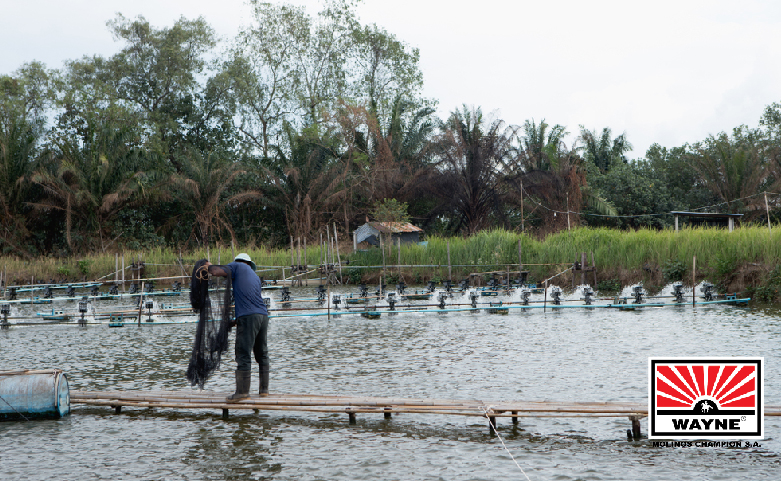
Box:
[511,411,518,425]
[222,408,229,419]
[631,416,641,439]
[218,245,221,266]
[137,281,145,326]
[765,192,772,233]
[381,234,386,279]
[348,412,356,424]
[333,223,342,283]
[122,253,125,293]
[353,231,357,252]
[581,252,586,286]
[517,240,523,283]
[327,282,331,320]
[692,256,696,307]
[290,236,295,268]
[543,279,548,313]
[304,238,308,286]
[115,253,118,284]
[520,178,524,232]
[566,193,570,231]
[591,252,597,287]
[320,233,324,267]
[488,416,497,432]
[447,240,452,282]
[398,237,401,278]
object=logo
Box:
[649,358,763,439]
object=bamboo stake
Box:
[290,236,295,268]
[765,192,772,233]
[447,240,452,282]
[692,256,696,307]
[398,237,401,279]
[137,281,145,326]
[333,223,342,283]
[304,238,308,286]
[122,253,125,292]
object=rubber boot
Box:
[259,368,269,397]
[227,370,251,402]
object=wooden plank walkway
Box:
[71,390,781,438]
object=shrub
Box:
[662,259,687,282]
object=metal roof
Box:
[364,222,423,234]
[670,211,744,218]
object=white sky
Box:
[3,0,781,157]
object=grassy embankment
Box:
[2,227,781,300]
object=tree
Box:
[370,198,410,224]
[263,123,345,240]
[0,62,54,255]
[62,14,217,168]
[579,126,632,173]
[687,127,772,216]
[350,23,425,126]
[431,106,519,234]
[169,151,261,247]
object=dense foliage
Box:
[3,0,781,257]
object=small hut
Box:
[353,222,423,249]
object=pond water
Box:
[1,285,779,480]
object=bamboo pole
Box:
[397,237,401,279]
[122,253,125,292]
[137,281,145,326]
[692,256,696,307]
[231,240,235,261]
[765,192,772,233]
[290,236,295,268]
[304,238,308,286]
[115,254,118,284]
[333,223,342,283]
[520,179,524,232]
[447,240,452,282]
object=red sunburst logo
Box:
[655,363,756,410]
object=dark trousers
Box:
[234,313,269,372]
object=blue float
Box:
[0,369,70,420]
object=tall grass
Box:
[2,226,780,288]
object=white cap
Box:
[234,253,256,272]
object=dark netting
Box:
[186,259,233,389]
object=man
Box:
[206,253,270,401]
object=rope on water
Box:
[481,405,531,481]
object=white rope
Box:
[480,406,532,481]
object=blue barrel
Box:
[0,369,70,420]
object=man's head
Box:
[234,253,257,272]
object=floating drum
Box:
[0,369,70,421]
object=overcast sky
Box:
[3,0,781,157]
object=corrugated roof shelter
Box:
[353,222,423,248]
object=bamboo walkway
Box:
[70,390,781,438]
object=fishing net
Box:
[186,260,233,389]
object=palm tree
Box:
[688,127,772,215]
[169,150,262,247]
[30,119,146,252]
[579,126,632,173]
[263,123,345,241]
[431,106,519,234]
